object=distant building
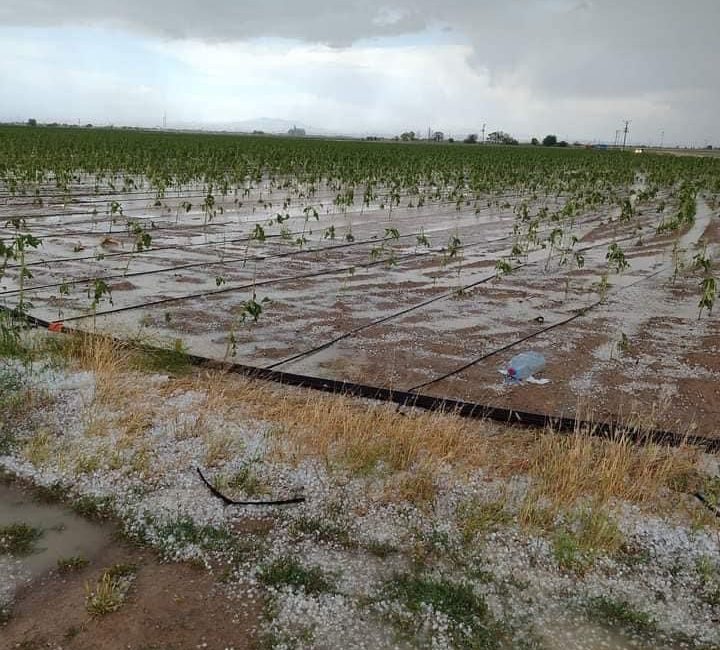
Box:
[432,131,444,142]
[288,125,306,137]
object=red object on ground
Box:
[48,322,64,333]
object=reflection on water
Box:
[0,483,110,579]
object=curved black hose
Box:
[196,467,305,506]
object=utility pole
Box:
[621,120,630,151]
[481,123,486,144]
[614,130,621,147]
[659,130,665,148]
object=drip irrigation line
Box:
[265,232,640,370]
[0,220,524,297]
[0,193,496,248]
[1,187,563,229]
[406,266,668,393]
[1,190,215,212]
[2,302,718,455]
[51,248,442,323]
[2,195,523,269]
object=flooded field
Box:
[1,134,719,437]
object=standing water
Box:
[0,482,110,579]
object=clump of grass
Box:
[71,494,113,520]
[132,338,192,375]
[365,540,397,558]
[700,475,720,510]
[259,556,335,595]
[0,364,50,453]
[0,312,32,360]
[586,595,655,633]
[525,429,699,510]
[385,466,437,507]
[551,507,624,573]
[457,497,513,544]
[224,464,268,497]
[85,563,137,616]
[0,364,24,394]
[150,515,256,563]
[696,556,720,606]
[74,452,102,475]
[0,523,43,555]
[32,481,70,504]
[385,573,502,648]
[128,445,154,477]
[552,530,591,574]
[57,555,90,573]
[55,333,130,400]
[204,430,240,467]
[23,430,54,467]
[289,515,354,548]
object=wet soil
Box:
[1,484,261,650]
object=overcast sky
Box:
[1,1,717,144]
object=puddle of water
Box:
[0,483,110,579]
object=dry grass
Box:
[384,465,438,507]
[23,429,54,467]
[57,333,131,401]
[524,429,701,509]
[157,371,707,514]
[39,335,712,518]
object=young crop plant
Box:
[225,286,271,358]
[494,258,514,277]
[107,200,123,230]
[619,197,635,221]
[251,223,267,243]
[694,244,717,318]
[87,278,113,328]
[671,242,686,284]
[416,228,431,249]
[201,187,217,226]
[370,227,401,268]
[606,242,630,273]
[595,273,611,302]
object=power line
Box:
[621,120,631,151]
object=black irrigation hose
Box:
[4,305,719,456]
[53,248,434,322]
[1,195,517,265]
[0,219,515,297]
[1,187,518,223]
[266,232,640,370]
[406,266,668,392]
[31,222,561,322]
[196,467,305,506]
[0,191,527,248]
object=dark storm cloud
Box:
[2,0,717,101]
[1,0,718,142]
[0,0,425,44]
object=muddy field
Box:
[1,173,718,437]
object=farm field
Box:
[2,126,720,650]
[1,127,719,437]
